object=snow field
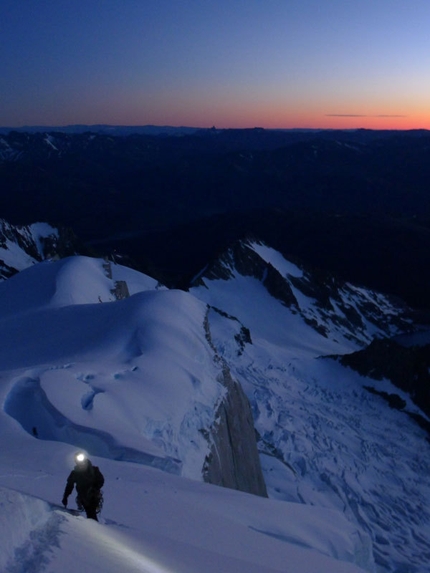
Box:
[0,249,427,571]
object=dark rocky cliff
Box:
[340,338,430,419]
[202,310,267,497]
[203,363,268,497]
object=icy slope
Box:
[190,240,430,573]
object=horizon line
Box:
[0,123,429,133]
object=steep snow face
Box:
[190,240,430,573]
[0,256,225,479]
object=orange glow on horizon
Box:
[114,94,430,132]
[141,112,430,132]
[41,91,430,132]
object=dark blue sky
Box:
[1,0,429,129]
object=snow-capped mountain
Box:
[0,218,82,280]
[0,230,428,572]
[191,238,413,349]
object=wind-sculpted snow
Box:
[0,255,161,319]
[4,375,182,473]
[0,256,226,480]
[0,486,65,573]
[191,240,430,573]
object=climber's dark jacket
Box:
[63,459,104,506]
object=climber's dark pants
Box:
[77,493,99,521]
[83,502,98,521]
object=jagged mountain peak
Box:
[191,237,413,353]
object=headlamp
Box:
[75,452,86,463]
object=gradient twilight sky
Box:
[1,0,429,130]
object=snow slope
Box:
[0,255,373,572]
[0,469,370,573]
[0,256,224,477]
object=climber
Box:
[62,452,104,521]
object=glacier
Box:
[190,239,430,572]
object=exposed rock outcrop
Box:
[0,219,86,280]
[195,239,298,309]
[202,310,267,497]
[193,237,414,348]
[203,363,268,497]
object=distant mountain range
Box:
[0,124,203,136]
[0,127,429,310]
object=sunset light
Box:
[1,0,429,130]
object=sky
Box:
[1,0,430,130]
